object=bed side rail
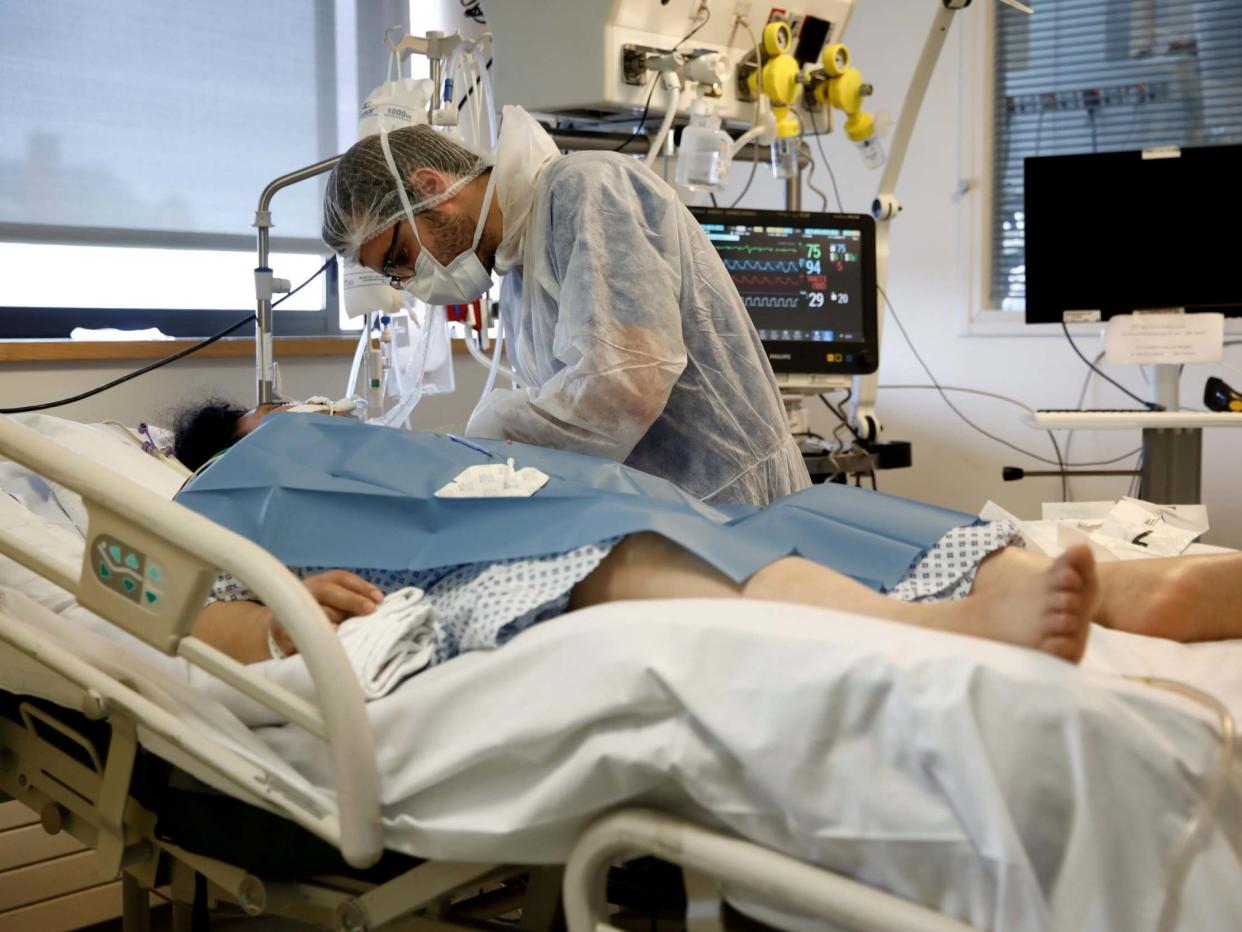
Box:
[563,809,978,932]
[0,415,382,868]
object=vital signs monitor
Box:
[691,207,879,378]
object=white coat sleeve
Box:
[466,163,688,462]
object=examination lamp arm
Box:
[253,155,342,406]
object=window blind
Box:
[991,0,1242,311]
[0,0,407,336]
[0,0,341,250]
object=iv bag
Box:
[358,78,434,137]
[342,260,403,320]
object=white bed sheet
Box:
[1,589,1240,932]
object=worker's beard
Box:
[423,208,495,272]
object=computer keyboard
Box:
[1036,408,1154,414]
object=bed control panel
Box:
[93,535,165,608]
[76,506,216,654]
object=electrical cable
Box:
[818,388,878,490]
[673,5,711,50]
[0,256,335,414]
[729,145,761,207]
[727,14,764,208]
[878,288,1141,479]
[272,255,334,308]
[615,83,661,154]
[455,56,493,111]
[819,391,862,443]
[801,143,830,211]
[807,107,844,211]
[615,6,710,154]
[1061,321,1159,410]
[0,314,255,414]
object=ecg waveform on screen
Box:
[723,258,802,274]
[743,295,800,309]
[730,274,803,286]
[714,243,800,255]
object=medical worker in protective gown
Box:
[322,107,811,506]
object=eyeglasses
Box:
[380,221,412,289]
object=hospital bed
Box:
[0,413,1239,932]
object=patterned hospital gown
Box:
[208,539,621,667]
[208,520,1021,667]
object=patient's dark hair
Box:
[172,399,248,471]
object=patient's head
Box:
[172,398,290,471]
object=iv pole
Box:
[251,30,460,406]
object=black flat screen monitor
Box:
[1024,144,1242,323]
[691,207,879,376]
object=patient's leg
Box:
[1098,554,1242,641]
[570,533,1096,662]
[972,547,1242,642]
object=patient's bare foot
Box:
[944,545,1098,662]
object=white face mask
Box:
[398,169,497,307]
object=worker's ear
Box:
[409,168,451,202]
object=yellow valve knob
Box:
[773,106,801,139]
[828,67,865,115]
[844,110,874,142]
[822,43,850,77]
[761,53,801,106]
[762,20,792,56]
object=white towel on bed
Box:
[335,587,435,700]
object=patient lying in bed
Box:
[176,400,1242,673]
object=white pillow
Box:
[0,492,84,613]
[0,461,76,530]
[6,414,188,534]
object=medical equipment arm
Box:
[852,0,975,440]
[254,156,341,406]
[467,172,688,461]
[0,416,383,868]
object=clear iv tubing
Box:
[462,304,517,385]
[444,35,497,149]
[447,44,483,144]
[481,307,505,399]
[374,306,441,428]
[1125,675,1236,932]
[472,38,497,146]
[345,318,370,400]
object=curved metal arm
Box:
[254,156,342,406]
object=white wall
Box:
[5,0,1239,547]
[752,1,1242,548]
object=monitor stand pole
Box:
[1140,363,1202,504]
